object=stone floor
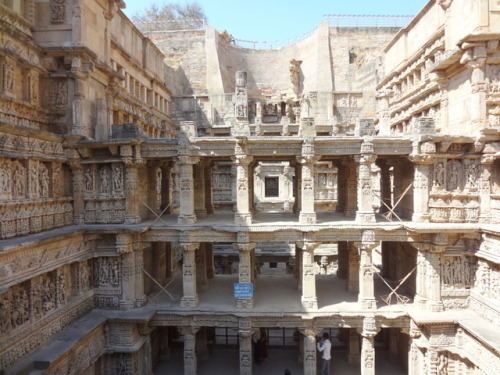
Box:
[153,347,407,374]
[149,274,413,314]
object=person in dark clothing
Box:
[284,370,291,375]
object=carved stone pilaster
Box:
[181,326,200,375]
[233,153,253,225]
[298,241,318,309]
[236,242,256,309]
[410,154,434,223]
[355,146,377,223]
[300,324,318,375]
[427,234,447,312]
[479,155,494,223]
[359,315,380,375]
[358,232,377,309]
[181,243,199,308]
[238,319,253,375]
[178,156,197,225]
[70,161,85,225]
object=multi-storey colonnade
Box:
[1,0,500,374]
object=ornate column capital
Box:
[357,315,380,338]
[233,154,253,166]
[236,243,256,252]
[180,242,199,252]
[408,154,435,164]
[296,241,319,252]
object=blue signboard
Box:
[234,283,253,299]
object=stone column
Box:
[196,243,208,291]
[348,242,360,293]
[233,155,253,225]
[70,161,85,224]
[345,158,358,218]
[134,242,146,307]
[298,241,318,309]
[181,243,199,308]
[238,319,253,375]
[117,233,135,310]
[182,326,200,375]
[298,137,317,223]
[121,145,142,224]
[348,328,361,364]
[301,326,317,375]
[237,242,256,308]
[337,242,348,279]
[178,156,197,224]
[297,157,317,224]
[427,234,446,312]
[359,315,379,375]
[358,231,377,309]
[479,155,494,223]
[376,89,393,135]
[407,321,422,375]
[296,244,302,291]
[414,244,429,309]
[410,155,433,223]
[72,77,86,137]
[461,44,487,131]
[194,162,207,218]
[356,141,377,223]
[425,349,439,375]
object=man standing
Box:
[317,332,331,375]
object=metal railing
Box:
[135,18,205,34]
[324,14,414,28]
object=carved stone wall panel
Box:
[0,296,94,369]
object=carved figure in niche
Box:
[442,259,453,286]
[11,291,28,327]
[437,353,448,375]
[99,167,110,194]
[446,161,462,191]
[300,97,310,118]
[42,279,55,312]
[0,162,10,193]
[50,0,66,24]
[0,297,12,333]
[465,160,479,189]
[52,165,61,197]
[3,60,14,93]
[434,161,445,188]
[29,164,38,196]
[84,168,94,191]
[32,284,42,316]
[110,259,120,285]
[13,164,25,198]
[53,81,68,108]
[79,263,89,290]
[113,166,123,191]
[235,71,247,88]
[39,166,50,198]
[58,273,66,304]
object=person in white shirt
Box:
[317,332,331,375]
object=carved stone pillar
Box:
[376,89,393,135]
[427,234,446,312]
[118,234,135,310]
[425,349,439,375]
[461,44,487,131]
[356,141,377,223]
[237,242,256,309]
[121,145,141,224]
[72,0,82,45]
[297,158,317,224]
[301,326,317,375]
[71,162,85,224]
[348,328,361,364]
[196,243,208,291]
[298,241,318,309]
[296,244,302,291]
[359,315,379,375]
[298,138,317,224]
[178,156,197,224]
[134,242,146,307]
[410,155,433,223]
[414,244,429,309]
[345,158,358,217]
[72,77,86,137]
[407,321,422,375]
[182,326,200,375]
[479,155,494,223]
[358,231,377,309]
[233,154,253,225]
[193,162,207,218]
[181,243,199,308]
[348,242,360,293]
[238,319,253,375]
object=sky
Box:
[123,0,429,43]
